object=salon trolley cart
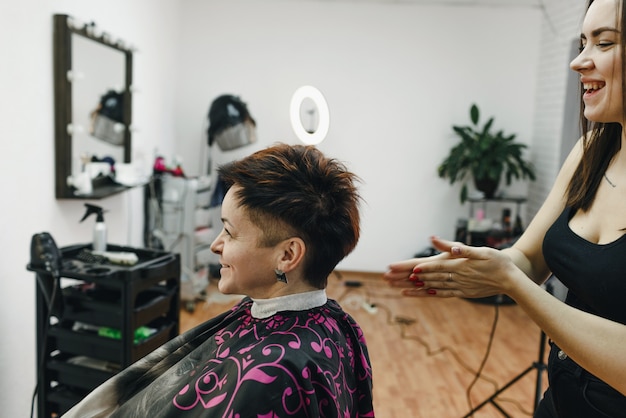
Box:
[28,243,180,418]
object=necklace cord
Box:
[604,173,617,188]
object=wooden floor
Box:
[180,271,549,418]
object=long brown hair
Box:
[567,0,625,211]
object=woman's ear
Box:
[277,237,306,273]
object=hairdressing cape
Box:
[62,297,374,417]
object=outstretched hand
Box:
[384,236,517,299]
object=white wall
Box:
[173,0,542,271]
[526,0,587,217]
[0,0,583,416]
[0,1,180,415]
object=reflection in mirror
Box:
[300,97,319,134]
[54,14,133,199]
[73,36,126,179]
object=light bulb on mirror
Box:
[66,70,85,82]
[66,124,84,136]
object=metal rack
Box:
[145,174,220,311]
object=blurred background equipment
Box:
[144,94,257,312]
[90,89,126,146]
[207,94,256,151]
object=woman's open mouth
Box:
[583,82,605,98]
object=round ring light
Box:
[289,85,330,145]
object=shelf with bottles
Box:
[457,196,527,248]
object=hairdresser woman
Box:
[385,0,626,416]
[63,143,374,417]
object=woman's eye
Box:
[578,41,614,53]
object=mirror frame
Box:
[53,14,133,199]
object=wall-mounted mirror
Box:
[54,14,133,199]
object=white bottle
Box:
[93,214,107,252]
[80,204,107,252]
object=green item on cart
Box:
[98,326,157,344]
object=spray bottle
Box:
[80,204,107,252]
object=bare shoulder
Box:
[510,137,583,279]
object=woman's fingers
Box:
[383,254,449,282]
[430,236,465,256]
[384,238,511,299]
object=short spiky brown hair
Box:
[217,143,362,288]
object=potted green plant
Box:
[437,103,536,203]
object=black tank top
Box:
[543,206,626,325]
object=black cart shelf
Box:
[28,243,180,418]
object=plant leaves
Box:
[439,103,536,203]
[470,104,479,125]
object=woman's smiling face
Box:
[210,186,283,298]
[570,0,624,125]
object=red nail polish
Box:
[413,267,422,273]
[414,281,424,287]
[427,289,437,295]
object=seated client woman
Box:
[63,143,375,417]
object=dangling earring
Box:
[275,268,288,283]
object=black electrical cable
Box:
[335,275,531,416]
[30,272,59,418]
[465,303,499,417]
